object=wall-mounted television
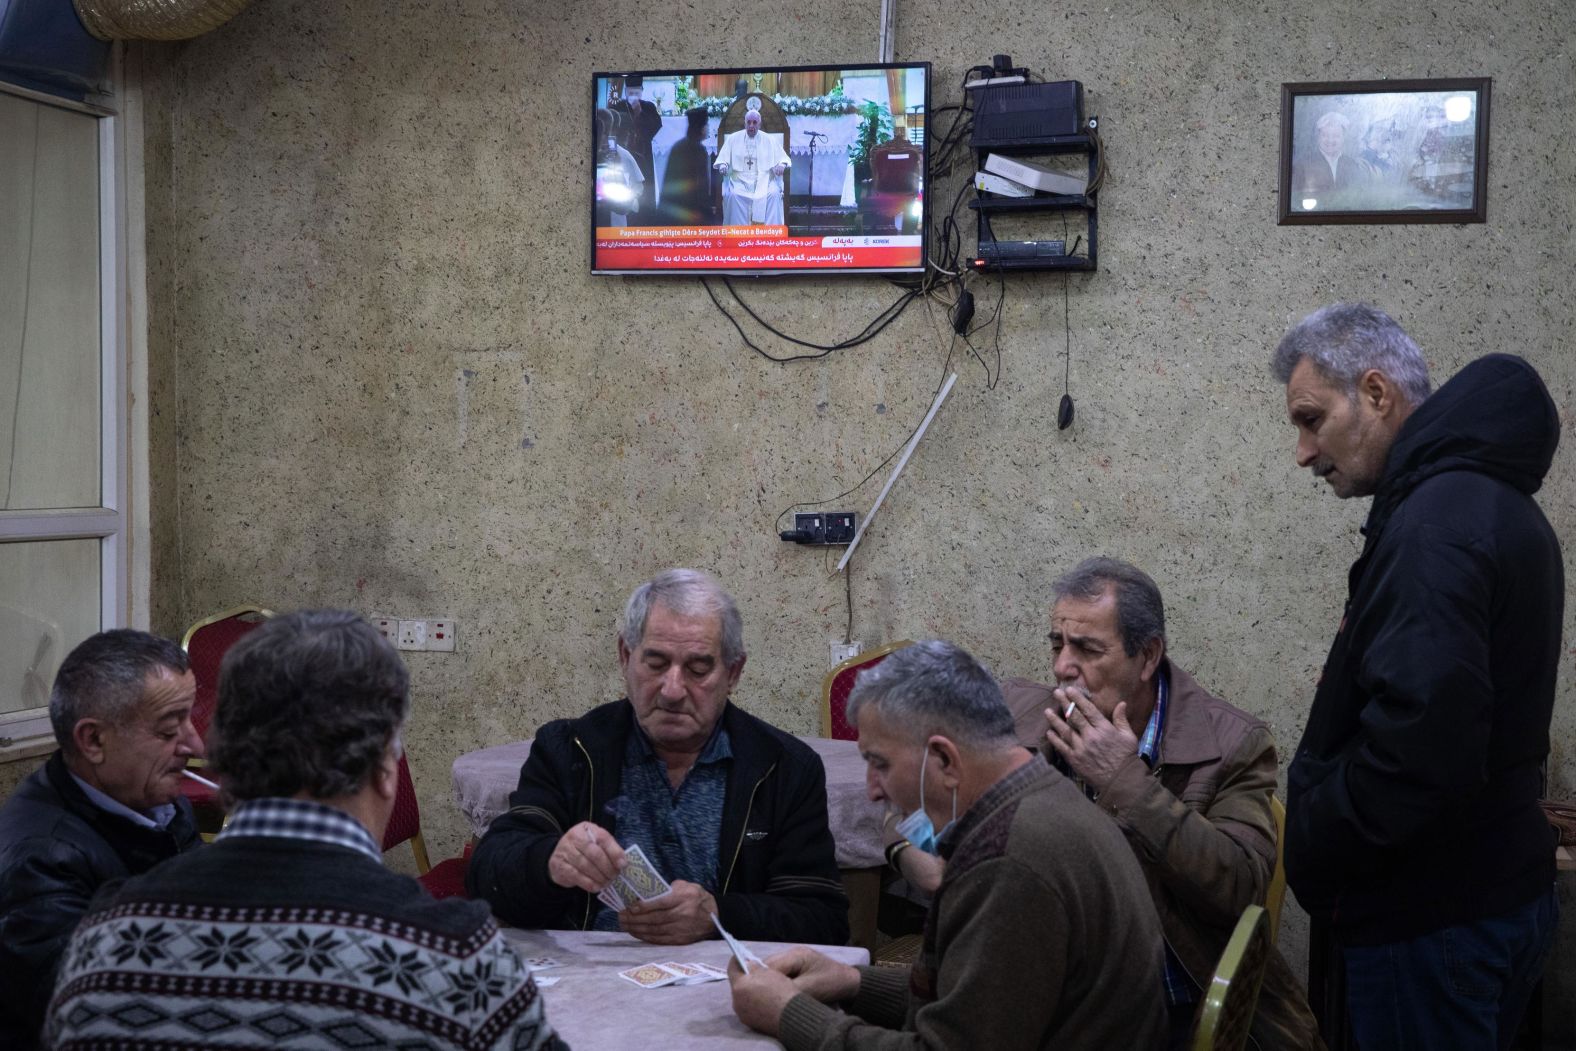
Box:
[592,62,931,275]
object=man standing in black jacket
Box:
[468,568,849,947]
[1272,302,1563,1051]
[0,630,204,1049]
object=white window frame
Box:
[0,53,145,755]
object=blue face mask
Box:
[893,747,957,855]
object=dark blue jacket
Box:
[1286,354,1563,944]
[467,700,849,945]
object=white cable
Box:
[927,255,959,276]
[837,372,958,573]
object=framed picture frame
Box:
[1278,78,1490,225]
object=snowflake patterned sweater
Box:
[45,830,567,1051]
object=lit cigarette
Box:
[181,768,219,791]
[1063,701,1077,720]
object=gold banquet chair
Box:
[1190,904,1272,1051]
[821,640,914,740]
[1266,795,1288,945]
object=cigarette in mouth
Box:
[181,768,220,791]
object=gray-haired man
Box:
[0,630,203,1050]
[469,568,848,947]
[1274,303,1562,1049]
[729,639,1166,1051]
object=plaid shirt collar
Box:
[1136,663,1170,767]
[218,797,383,863]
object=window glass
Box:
[0,92,102,511]
[0,538,99,716]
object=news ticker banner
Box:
[595,226,923,270]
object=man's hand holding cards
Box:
[616,846,719,945]
[595,843,671,911]
[547,821,629,895]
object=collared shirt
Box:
[217,797,383,863]
[69,771,176,831]
[592,713,732,931]
[1137,664,1169,768]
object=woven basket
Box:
[73,0,255,41]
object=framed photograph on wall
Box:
[1278,78,1490,225]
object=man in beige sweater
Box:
[728,639,1167,1050]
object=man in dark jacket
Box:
[0,630,204,1049]
[1273,302,1563,1050]
[468,568,848,947]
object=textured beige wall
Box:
[134,0,1574,1019]
[137,44,185,641]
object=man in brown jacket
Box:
[729,639,1167,1051]
[1043,557,1323,1050]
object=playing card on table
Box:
[533,975,562,988]
[658,961,726,985]
[617,843,672,902]
[618,963,683,988]
[523,956,563,970]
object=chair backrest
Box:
[1266,795,1287,944]
[820,640,914,740]
[1190,904,1272,1051]
[384,752,421,848]
[716,92,792,154]
[181,606,272,738]
[870,137,921,193]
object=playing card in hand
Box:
[617,843,672,902]
[709,912,765,974]
[598,880,635,912]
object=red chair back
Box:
[821,641,914,740]
[183,607,271,739]
[383,753,422,852]
[871,142,921,194]
[180,607,271,820]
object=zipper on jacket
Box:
[720,762,775,894]
[574,735,596,930]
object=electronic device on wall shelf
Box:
[591,62,931,276]
[965,58,1102,273]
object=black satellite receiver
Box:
[970,80,1085,148]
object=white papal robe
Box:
[714,129,791,225]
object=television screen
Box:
[591,62,931,275]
